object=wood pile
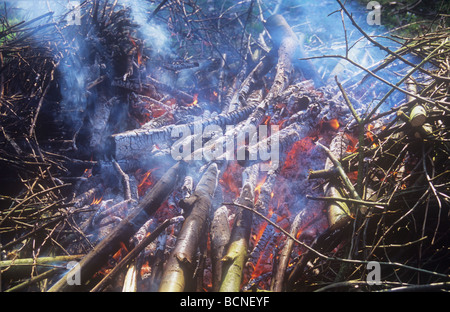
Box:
[0,0,448,292]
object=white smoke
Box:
[119,0,172,55]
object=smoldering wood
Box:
[48,161,185,292]
[110,103,258,160]
[239,88,350,168]
[89,97,114,150]
[247,213,278,267]
[90,217,182,292]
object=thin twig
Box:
[223,202,450,279]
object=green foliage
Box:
[0,18,20,44]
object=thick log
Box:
[158,163,219,292]
[48,161,185,292]
[264,15,299,103]
[271,209,304,292]
[254,169,277,214]
[89,97,114,150]
[323,132,352,226]
[109,103,257,160]
[210,205,231,292]
[90,217,182,292]
[219,164,256,292]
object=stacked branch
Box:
[158,163,218,292]
[48,161,185,291]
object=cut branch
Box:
[48,161,185,292]
[158,163,219,292]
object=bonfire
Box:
[0,0,449,293]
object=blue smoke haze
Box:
[8,0,412,118]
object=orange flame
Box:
[329,118,340,130]
[255,176,267,194]
[367,124,374,142]
[187,94,198,106]
[345,133,359,153]
[91,196,103,205]
[140,261,151,277]
[83,167,93,178]
[219,162,242,198]
[112,242,129,262]
[129,35,142,66]
[137,168,158,196]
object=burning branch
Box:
[91,216,183,292]
[1,0,449,293]
[48,161,185,291]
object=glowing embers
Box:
[130,93,174,126]
[94,241,129,278]
[281,136,316,178]
[245,207,290,290]
[136,168,159,197]
[328,118,340,130]
[219,161,243,199]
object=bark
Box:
[210,205,231,292]
[0,255,84,270]
[219,184,254,292]
[263,15,299,103]
[90,217,180,292]
[48,161,185,292]
[322,132,353,226]
[406,78,427,128]
[271,210,303,292]
[287,215,352,289]
[110,103,257,160]
[158,163,219,292]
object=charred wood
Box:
[110,103,257,160]
[271,209,303,292]
[90,216,183,292]
[48,161,185,292]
